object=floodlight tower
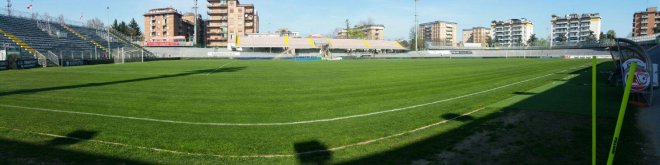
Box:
[345,19,350,39]
[193,0,198,47]
[107,2,112,59]
[414,0,418,51]
[6,0,11,16]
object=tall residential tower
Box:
[633,7,660,37]
[551,13,601,43]
[491,18,534,47]
[207,0,259,47]
[418,21,458,47]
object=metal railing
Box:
[45,51,60,66]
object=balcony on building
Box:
[207,1,228,8]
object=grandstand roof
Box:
[237,36,406,50]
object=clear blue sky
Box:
[5,0,659,41]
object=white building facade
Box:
[551,13,601,44]
[491,18,534,47]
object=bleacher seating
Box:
[0,15,154,63]
[288,38,317,49]
[0,15,98,56]
[61,24,130,50]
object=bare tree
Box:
[57,14,65,24]
[86,18,104,29]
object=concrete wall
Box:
[146,47,611,59]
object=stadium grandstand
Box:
[235,36,407,58]
[0,9,155,69]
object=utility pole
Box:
[345,19,350,39]
[6,0,10,16]
[193,0,198,47]
[414,0,419,51]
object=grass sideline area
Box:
[0,59,641,164]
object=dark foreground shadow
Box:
[338,62,643,164]
[294,141,332,165]
[0,67,246,97]
[0,131,150,164]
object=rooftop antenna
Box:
[6,0,11,16]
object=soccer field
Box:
[0,59,592,164]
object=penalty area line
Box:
[0,73,558,126]
[0,107,486,158]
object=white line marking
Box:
[205,61,236,75]
[0,73,557,126]
[0,107,486,158]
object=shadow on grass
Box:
[294,140,332,165]
[513,91,537,95]
[440,113,475,122]
[0,131,149,164]
[335,62,644,164]
[45,130,98,147]
[0,67,246,97]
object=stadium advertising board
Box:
[17,59,38,69]
[63,60,85,66]
[0,61,6,70]
[208,52,240,57]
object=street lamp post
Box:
[414,0,419,52]
[107,4,111,59]
[193,0,198,47]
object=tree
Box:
[527,34,537,46]
[534,38,550,47]
[599,32,606,43]
[127,18,142,38]
[112,19,119,30]
[86,18,104,29]
[555,33,568,43]
[347,28,366,39]
[654,26,660,34]
[118,21,128,35]
[57,14,65,24]
[584,31,597,43]
[409,26,424,50]
[485,36,494,47]
[606,30,616,39]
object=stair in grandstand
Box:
[0,27,48,66]
[60,23,110,54]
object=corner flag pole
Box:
[606,62,637,165]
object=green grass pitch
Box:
[0,59,592,164]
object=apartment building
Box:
[551,13,601,43]
[337,24,385,40]
[207,0,259,47]
[182,13,205,46]
[462,27,491,46]
[633,7,660,37]
[491,18,534,47]
[143,8,195,43]
[418,21,458,47]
